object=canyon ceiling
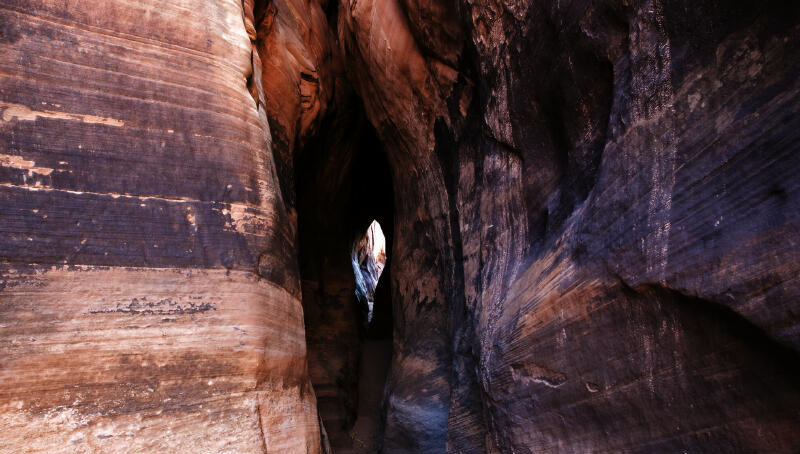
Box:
[1,0,799,453]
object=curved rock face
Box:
[330,0,800,452]
[2,0,799,453]
[0,1,319,452]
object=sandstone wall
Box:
[332,0,800,452]
[0,1,319,452]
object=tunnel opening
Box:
[351,220,387,328]
[347,219,393,453]
[293,97,395,453]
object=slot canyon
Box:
[1,0,799,452]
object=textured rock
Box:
[0,0,319,452]
[253,0,337,208]
[330,0,800,452]
[2,0,800,453]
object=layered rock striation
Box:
[0,1,319,452]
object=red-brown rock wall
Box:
[332,0,800,452]
[0,1,320,452]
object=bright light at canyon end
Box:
[352,220,388,324]
[366,220,386,278]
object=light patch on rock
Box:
[0,154,54,176]
[0,101,125,127]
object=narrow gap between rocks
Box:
[293,102,395,453]
[351,220,387,328]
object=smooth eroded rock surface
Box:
[1,1,319,452]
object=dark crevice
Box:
[294,94,395,453]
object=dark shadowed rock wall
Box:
[331,0,800,452]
